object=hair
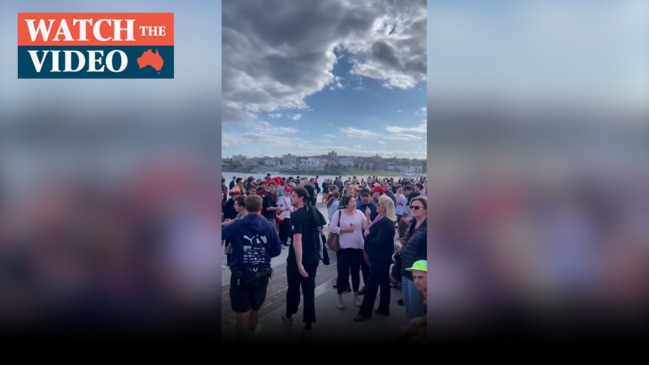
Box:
[340,194,355,208]
[410,196,427,210]
[234,195,246,208]
[326,191,340,208]
[379,195,397,222]
[403,184,413,191]
[291,186,309,203]
[245,194,263,213]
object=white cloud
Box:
[340,127,380,139]
[222,0,426,123]
[386,121,426,134]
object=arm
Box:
[221,223,234,241]
[268,229,282,258]
[329,211,342,234]
[361,210,370,231]
[292,233,308,277]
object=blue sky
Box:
[221,0,427,159]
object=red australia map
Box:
[137,49,164,72]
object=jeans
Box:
[402,277,425,321]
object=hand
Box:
[298,263,309,278]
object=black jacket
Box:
[400,219,427,280]
[364,216,396,265]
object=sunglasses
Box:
[409,205,423,210]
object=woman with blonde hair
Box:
[354,195,397,322]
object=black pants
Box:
[279,218,291,244]
[285,259,319,324]
[336,248,363,294]
[358,260,392,317]
[361,259,369,287]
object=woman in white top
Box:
[394,186,407,223]
[326,191,340,221]
[329,194,369,309]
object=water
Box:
[221,171,415,184]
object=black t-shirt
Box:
[406,191,421,205]
[262,192,277,220]
[305,184,315,200]
[288,205,320,265]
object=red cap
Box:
[371,186,385,194]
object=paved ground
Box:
[221,204,408,345]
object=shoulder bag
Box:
[326,210,341,252]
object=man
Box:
[304,179,317,206]
[276,185,294,247]
[222,195,281,343]
[282,186,321,339]
[399,259,427,342]
[356,188,377,295]
[262,181,278,226]
[222,195,247,267]
[356,188,378,220]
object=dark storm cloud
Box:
[222,0,426,123]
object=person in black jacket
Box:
[354,195,397,322]
[398,196,427,321]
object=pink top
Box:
[329,209,368,250]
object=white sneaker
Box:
[337,300,345,310]
[354,297,362,307]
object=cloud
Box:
[336,126,422,144]
[290,113,302,121]
[340,127,380,139]
[386,121,427,134]
[222,0,426,123]
[268,113,282,118]
[252,121,300,135]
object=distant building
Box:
[282,154,297,165]
[339,157,354,167]
[299,157,323,171]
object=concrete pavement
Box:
[221,203,408,345]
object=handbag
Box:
[326,210,341,252]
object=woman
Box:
[320,178,330,206]
[326,190,340,221]
[328,194,368,309]
[398,196,427,321]
[354,195,397,322]
[394,186,407,225]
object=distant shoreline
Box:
[221,169,424,179]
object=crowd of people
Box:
[221,173,428,343]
